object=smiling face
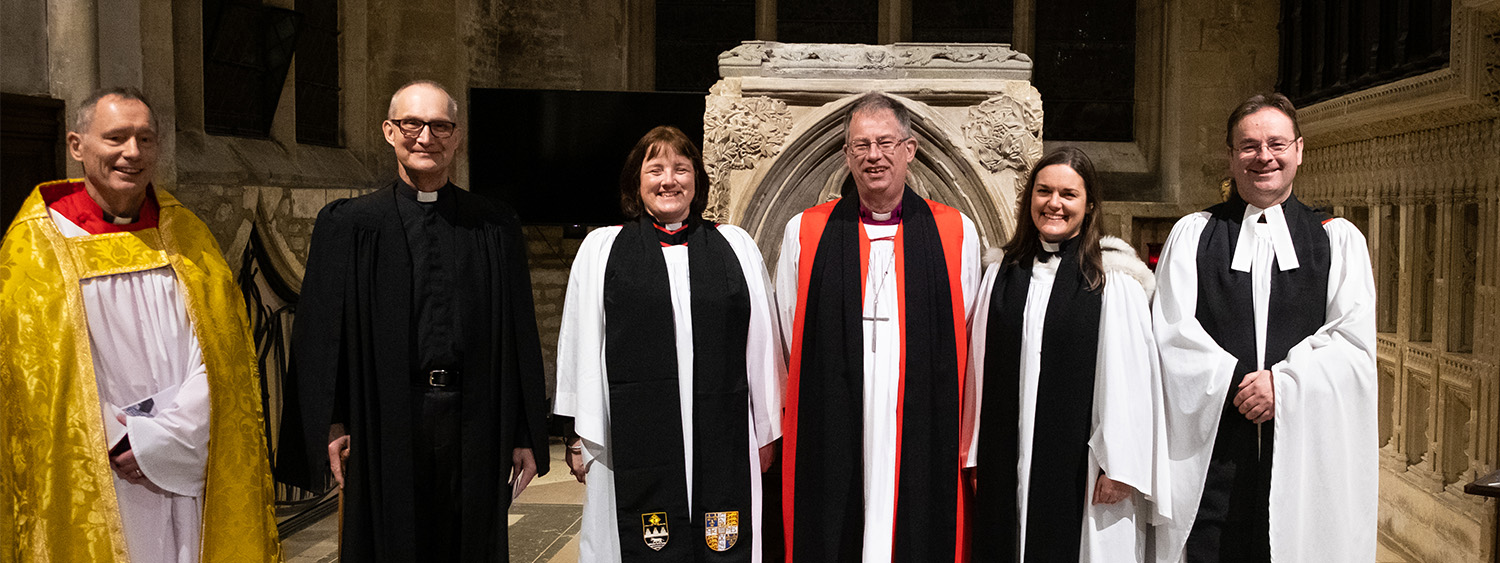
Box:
[1229,107,1303,209]
[844,108,915,213]
[1030,163,1090,243]
[384,83,461,187]
[638,144,696,224]
[68,95,158,213]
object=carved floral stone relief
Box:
[702,96,794,222]
[961,94,1044,176]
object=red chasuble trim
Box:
[782,199,970,562]
[41,180,160,234]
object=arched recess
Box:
[734,94,1017,274]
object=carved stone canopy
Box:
[702,42,1044,271]
[719,41,1034,81]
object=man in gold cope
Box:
[0,87,280,562]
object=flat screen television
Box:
[467,88,706,226]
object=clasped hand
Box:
[1233,369,1276,424]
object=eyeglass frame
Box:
[387,118,459,139]
[845,136,914,157]
[1233,137,1301,159]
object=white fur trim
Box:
[982,246,1005,268]
[1099,235,1155,298]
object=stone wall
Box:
[525,226,590,382]
[1062,0,1285,254]
[481,0,640,393]
[1294,5,1500,560]
[490,0,638,90]
[0,0,49,95]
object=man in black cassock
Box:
[282,80,551,562]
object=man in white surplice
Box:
[1152,93,1377,563]
[774,92,980,562]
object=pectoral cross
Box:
[862,313,891,352]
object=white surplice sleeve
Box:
[128,354,211,498]
[722,225,787,446]
[962,261,1002,468]
[774,213,805,355]
[1264,218,1378,563]
[553,226,622,451]
[1151,211,1239,563]
[1083,270,1173,563]
[1089,271,1171,518]
[958,215,982,318]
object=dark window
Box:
[911,0,1013,43]
[1033,0,1136,141]
[1279,0,1451,106]
[778,0,878,44]
[296,0,339,146]
[656,0,756,93]
[0,94,65,228]
[203,0,302,138]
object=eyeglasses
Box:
[388,118,457,138]
[1235,138,1299,158]
[846,136,912,156]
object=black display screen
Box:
[467,88,706,226]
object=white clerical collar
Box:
[870,210,893,222]
[108,214,135,225]
[663,221,683,231]
[1231,202,1300,272]
[1039,240,1061,253]
[416,190,439,203]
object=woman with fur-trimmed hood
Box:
[964,147,1171,562]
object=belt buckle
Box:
[428,369,449,387]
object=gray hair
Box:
[843,92,914,142]
[387,79,461,123]
[73,86,157,133]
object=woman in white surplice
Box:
[965,147,1171,562]
[554,126,784,562]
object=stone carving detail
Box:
[961,95,1044,174]
[718,41,1032,78]
[894,44,1030,67]
[701,96,794,222]
[1485,25,1500,103]
[719,42,894,71]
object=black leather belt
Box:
[419,368,460,388]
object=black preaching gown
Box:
[281,180,550,562]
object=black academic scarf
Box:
[1185,192,1330,561]
[788,189,962,562]
[603,216,755,562]
[972,236,1103,563]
